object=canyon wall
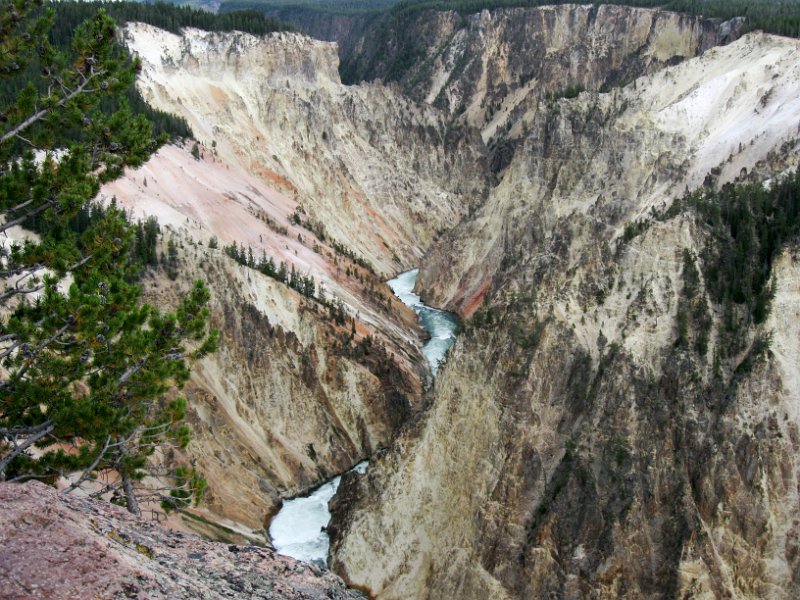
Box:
[329,31,800,600]
[99,21,485,532]
[339,4,742,131]
[100,7,800,597]
[123,23,487,276]
[102,140,425,534]
[419,31,800,317]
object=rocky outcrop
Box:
[122,23,487,275]
[0,481,364,599]
[328,32,800,600]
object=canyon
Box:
[98,16,487,535]
[329,19,800,600]
[21,2,796,598]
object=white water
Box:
[387,268,458,375]
[269,461,367,566]
[269,270,457,566]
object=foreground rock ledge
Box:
[0,481,365,600]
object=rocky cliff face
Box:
[122,23,487,275]
[102,141,424,533]
[340,5,742,132]
[149,242,414,532]
[332,3,744,181]
[419,32,800,317]
[328,31,800,600]
[95,8,800,598]
[104,22,489,533]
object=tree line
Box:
[222,242,350,325]
[50,1,296,38]
[389,0,800,38]
[224,0,800,39]
[221,0,397,17]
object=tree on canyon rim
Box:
[0,0,218,514]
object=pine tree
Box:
[0,1,217,514]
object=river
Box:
[268,461,368,567]
[268,268,458,565]
[386,268,458,375]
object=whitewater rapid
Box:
[269,462,368,566]
[269,269,458,566]
[387,268,457,375]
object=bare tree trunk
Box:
[121,471,141,516]
[62,435,112,494]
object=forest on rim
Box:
[220,0,800,38]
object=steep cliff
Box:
[122,23,487,275]
[102,19,486,531]
[329,3,745,178]
[102,141,423,532]
[340,4,741,131]
[419,31,800,316]
[329,31,800,600]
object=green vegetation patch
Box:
[0,1,218,514]
[624,170,800,363]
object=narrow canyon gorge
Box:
[3,2,800,599]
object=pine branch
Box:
[0,199,57,235]
[116,357,146,387]
[0,263,45,278]
[0,282,45,302]
[0,69,103,145]
[0,421,54,436]
[0,421,55,480]
[62,434,112,494]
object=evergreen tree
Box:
[0,1,217,514]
